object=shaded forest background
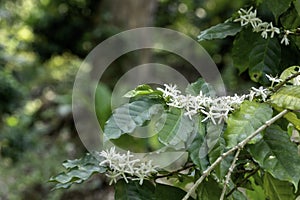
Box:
[0,0,255,199]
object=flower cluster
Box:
[158,84,246,124]
[234,7,292,45]
[99,147,158,185]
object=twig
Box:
[220,148,241,200]
[272,71,300,93]
[226,167,259,198]
[155,164,195,180]
[182,109,288,200]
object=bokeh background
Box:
[0,0,255,199]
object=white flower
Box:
[261,30,268,39]
[234,7,262,27]
[266,74,282,87]
[266,22,280,38]
[157,84,181,99]
[281,34,289,46]
[99,147,158,185]
[253,22,268,32]
[250,86,270,101]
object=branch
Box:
[272,71,300,93]
[155,164,195,180]
[182,109,289,200]
[220,148,241,200]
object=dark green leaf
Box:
[104,100,163,140]
[232,28,260,74]
[155,183,194,200]
[281,6,300,30]
[95,84,112,128]
[266,0,293,22]
[249,37,281,84]
[294,0,300,16]
[197,177,222,200]
[197,21,242,41]
[224,101,273,147]
[263,173,295,200]
[271,86,300,110]
[248,125,300,189]
[115,180,155,200]
[157,108,194,148]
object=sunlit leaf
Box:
[263,172,295,200]
[197,21,242,41]
[224,101,273,147]
[271,86,300,110]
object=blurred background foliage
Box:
[0,0,257,199]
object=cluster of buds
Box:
[234,7,292,45]
[99,147,158,185]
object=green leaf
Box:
[115,180,155,200]
[49,153,105,190]
[263,173,295,200]
[185,78,215,97]
[197,177,222,200]
[294,0,300,16]
[188,117,209,171]
[157,108,194,148]
[271,86,300,110]
[248,125,300,189]
[265,0,293,22]
[279,66,300,85]
[281,6,300,30]
[95,83,112,128]
[224,101,273,147]
[232,28,259,74]
[246,177,267,200]
[155,183,194,200]
[197,21,242,41]
[104,99,163,140]
[249,37,281,84]
[124,84,163,99]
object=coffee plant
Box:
[51,1,300,199]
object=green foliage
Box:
[196,177,222,200]
[271,86,300,110]
[248,125,300,189]
[115,180,155,200]
[265,0,293,22]
[49,153,106,190]
[224,101,273,147]
[197,21,242,41]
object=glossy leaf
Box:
[279,66,300,85]
[266,0,293,22]
[115,180,155,200]
[155,183,194,200]
[271,86,300,110]
[248,125,300,189]
[263,173,295,200]
[157,108,194,148]
[249,37,281,83]
[49,153,105,190]
[197,21,242,41]
[232,28,259,74]
[104,100,163,140]
[124,84,163,99]
[224,101,273,147]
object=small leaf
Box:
[224,101,273,147]
[249,37,281,84]
[263,173,295,200]
[279,66,300,85]
[271,86,300,110]
[104,99,163,140]
[157,108,194,148]
[155,183,194,200]
[266,0,293,22]
[124,84,163,99]
[197,21,242,41]
[115,180,155,200]
[248,125,300,190]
